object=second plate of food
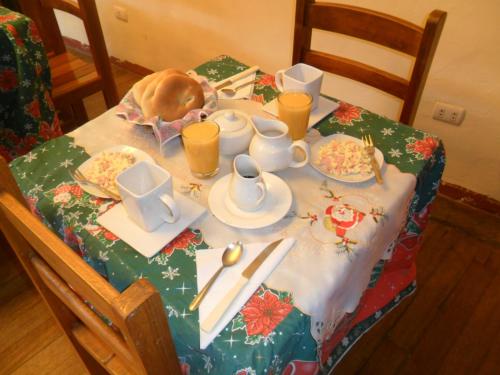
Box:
[77,145,154,198]
[310,134,384,183]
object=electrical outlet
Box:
[432,102,465,125]
[113,5,128,22]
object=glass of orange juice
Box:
[277,90,313,141]
[181,121,220,178]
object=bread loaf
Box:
[132,69,204,121]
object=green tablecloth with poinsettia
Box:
[0,7,62,162]
[9,56,445,374]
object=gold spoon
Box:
[189,241,243,311]
[220,79,259,96]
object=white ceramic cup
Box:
[229,154,267,212]
[116,160,180,232]
[275,63,324,110]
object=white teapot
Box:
[249,116,309,172]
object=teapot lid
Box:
[213,110,247,132]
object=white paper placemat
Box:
[195,238,296,349]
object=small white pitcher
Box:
[229,154,267,212]
[249,116,310,172]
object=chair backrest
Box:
[0,156,181,375]
[292,1,446,126]
[17,0,119,108]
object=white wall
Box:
[56,0,500,200]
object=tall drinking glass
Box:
[277,90,313,141]
[181,121,220,178]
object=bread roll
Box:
[133,69,204,121]
[132,71,160,105]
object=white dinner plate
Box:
[208,172,293,229]
[310,133,385,183]
[77,145,154,198]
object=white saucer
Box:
[208,172,293,229]
[97,192,206,258]
[262,96,339,128]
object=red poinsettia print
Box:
[103,230,119,241]
[180,362,190,375]
[39,118,62,140]
[235,367,256,375]
[25,98,41,119]
[241,290,293,336]
[160,229,201,256]
[24,195,40,216]
[333,102,363,126]
[0,68,18,92]
[405,136,439,160]
[282,360,319,375]
[39,122,52,141]
[257,74,277,89]
[251,93,265,104]
[44,90,55,111]
[0,13,18,23]
[5,24,24,47]
[15,135,38,156]
[64,227,80,248]
[54,185,83,196]
[28,20,42,43]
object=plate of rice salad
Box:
[310,134,384,183]
[77,145,154,198]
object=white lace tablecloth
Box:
[70,103,416,342]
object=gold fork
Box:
[362,134,383,185]
[69,169,121,200]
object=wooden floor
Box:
[1,63,499,375]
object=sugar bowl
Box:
[207,109,254,155]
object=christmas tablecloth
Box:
[0,7,61,162]
[9,56,445,374]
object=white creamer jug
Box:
[249,116,309,172]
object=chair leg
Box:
[56,101,88,133]
[57,106,76,134]
[102,81,120,109]
[72,101,89,126]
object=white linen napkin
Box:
[215,73,257,100]
[195,238,296,349]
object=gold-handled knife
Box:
[201,238,284,333]
[213,65,260,90]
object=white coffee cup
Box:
[116,160,180,232]
[275,63,324,110]
[229,154,266,212]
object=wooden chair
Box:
[0,156,181,375]
[17,0,119,129]
[292,1,446,126]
